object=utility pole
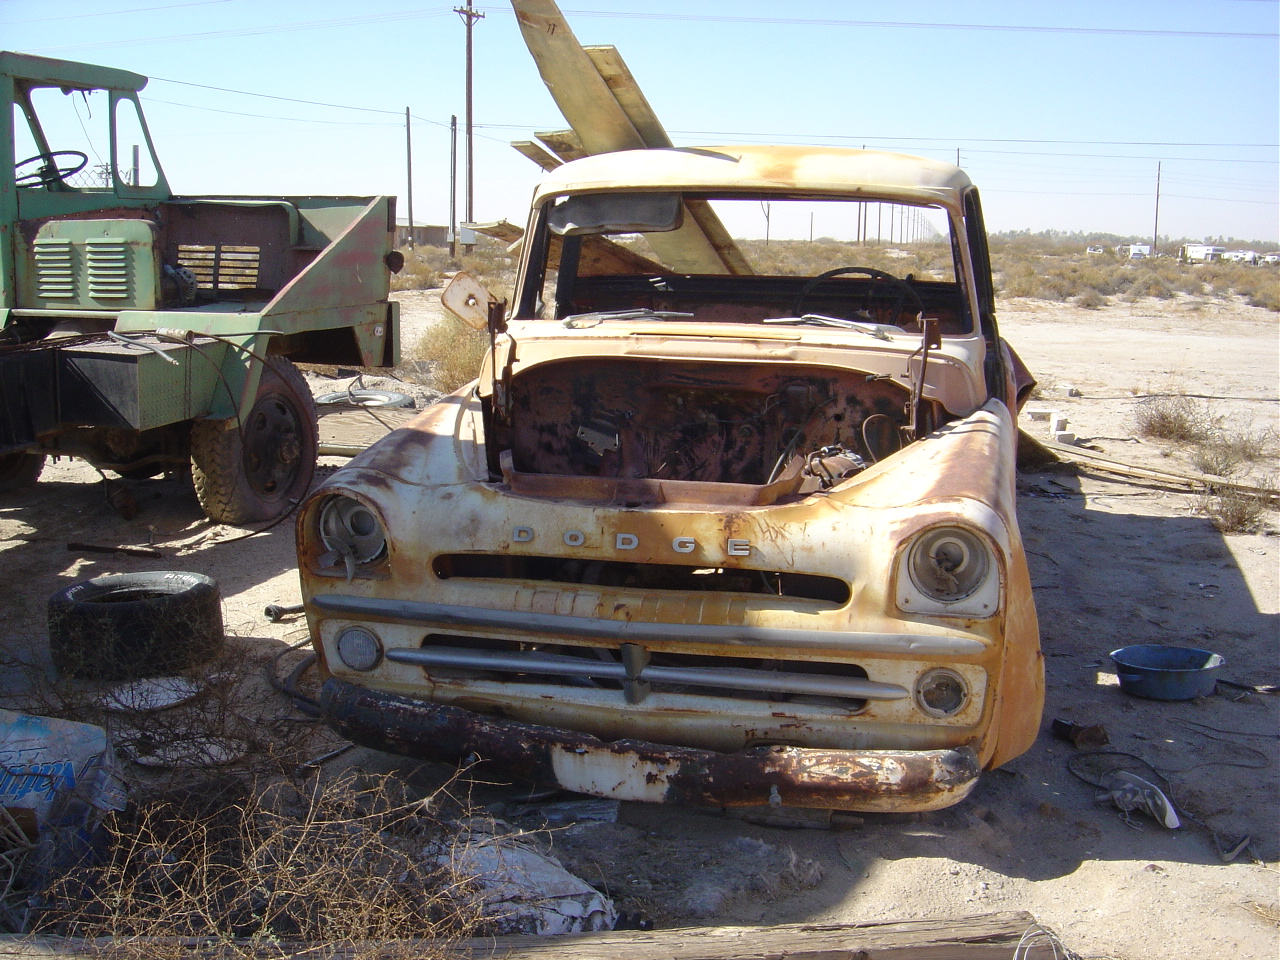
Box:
[455,2,484,252]
[404,108,414,250]
[449,114,458,258]
[1152,161,1162,256]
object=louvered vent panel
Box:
[177,243,261,290]
[85,238,130,299]
[33,238,75,299]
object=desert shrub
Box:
[35,772,480,958]
[1076,289,1109,309]
[415,317,489,394]
[392,245,455,291]
[1197,487,1271,533]
[457,240,517,303]
[393,239,517,298]
[983,235,1278,311]
[1133,396,1209,443]
[1193,441,1244,477]
[1192,427,1274,477]
[1121,271,1174,301]
[1245,276,1280,311]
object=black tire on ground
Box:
[0,452,45,491]
[190,356,318,525]
[48,571,225,681]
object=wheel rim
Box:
[243,392,305,499]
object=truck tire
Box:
[190,356,318,525]
[48,571,224,681]
[0,452,44,491]
[314,388,413,408]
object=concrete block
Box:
[1053,431,1077,445]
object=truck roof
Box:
[534,145,975,212]
[0,50,147,93]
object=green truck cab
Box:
[1,51,400,523]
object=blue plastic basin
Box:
[1110,644,1224,701]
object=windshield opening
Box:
[522,193,971,335]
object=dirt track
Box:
[0,292,1276,958]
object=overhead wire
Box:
[511,7,1280,41]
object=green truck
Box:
[1,52,400,524]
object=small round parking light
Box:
[336,626,383,672]
[915,668,969,717]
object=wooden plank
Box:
[582,45,671,149]
[0,913,1069,959]
[511,0,747,277]
[1043,440,1280,503]
[471,219,526,245]
[446,913,1063,959]
[511,140,563,171]
[318,406,418,454]
[535,129,589,164]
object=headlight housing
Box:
[914,667,969,717]
[318,495,387,576]
[336,626,383,671]
[896,524,1000,617]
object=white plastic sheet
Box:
[437,824,617,935]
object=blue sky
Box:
[6,1,1278,244]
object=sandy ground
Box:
[0,292,1276,958]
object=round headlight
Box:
[915,667,968,717]
[336,626,383,671]
[319,495,386,564]
[908,526,990,602]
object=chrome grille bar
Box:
[384,645,906,701]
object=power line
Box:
[141,96,399,126]
[0,0,232,26]
[149,77,452,128]
[25,9,453,54]
[537,8,1278,40]
[477,122,1275,150]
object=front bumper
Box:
[320,678,982,813]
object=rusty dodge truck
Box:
[298,144,1043,812]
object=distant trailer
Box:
[1116,244,1151,259]
[1179,244,1224,263]
[1223,250,1258,264]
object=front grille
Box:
[383,633,897,708]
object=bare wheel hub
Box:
[244,395,304,497]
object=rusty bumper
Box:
[320,678,981,813]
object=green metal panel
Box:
[58,335,227,430]
[0,51,147,93]
[15,219,160,310]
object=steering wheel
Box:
[790,266,924,327]
[15,150,89,188]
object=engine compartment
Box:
[493,357,937,487]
